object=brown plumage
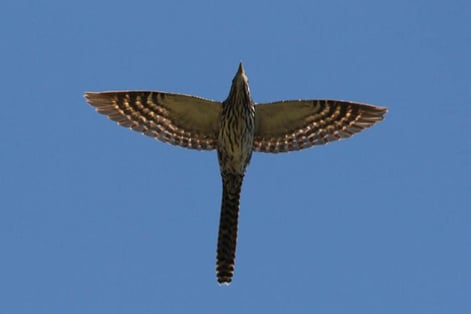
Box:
[84,63,387,284]
[216,172,244,283]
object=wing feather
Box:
[85,91,222,150]
[254,100,387,153]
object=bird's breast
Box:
[217,106,255,174]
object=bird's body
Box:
[84,63,387,284]
[217,64,255,175]
[216,65,255,283]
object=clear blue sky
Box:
[1,0,470,313]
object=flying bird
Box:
[84,63,387,284]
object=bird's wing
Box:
[253,100,387,153]
[85,91,222,150]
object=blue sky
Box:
[1,0,470,313]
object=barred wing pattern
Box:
[253,100,387,153]
[85,66,387,285]
[85,91,222,150]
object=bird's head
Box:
[226,62,252,106]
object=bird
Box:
[84,63,387,284]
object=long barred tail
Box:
[216,172,244,284]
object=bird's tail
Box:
[216,172,244,284]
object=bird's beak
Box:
[237,62,245,76]
[233,62,247,84]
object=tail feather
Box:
[216,173,244,284]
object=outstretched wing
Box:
[85,91,222,150]
[253,100,387,153]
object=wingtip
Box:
[83,92,93,101]
[83,91,116,106]
[83,91,102,101]
[376,106,388,120]
[378,105,388,114]
[83,91,98,105]
[362,103,388,118]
